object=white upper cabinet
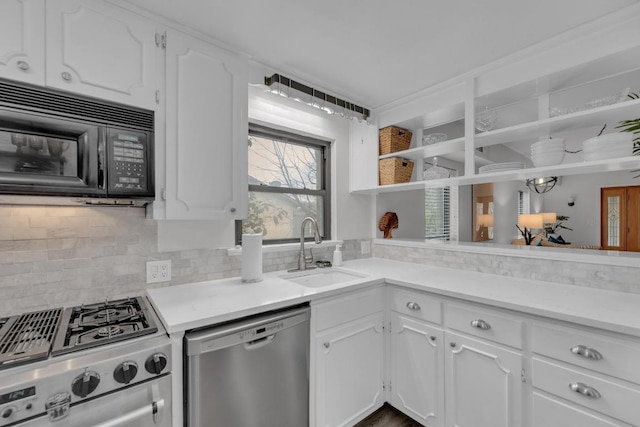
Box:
[45,0,158,109]
[162,29,248,220]
[349,120,379,192]
[0,0,45,85]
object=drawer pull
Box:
[570,345,603,360]
[569,382,601,399]
[470,319,491,330]
[17,60,29,71]
[406,302,421,311]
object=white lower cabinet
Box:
[389,313,444,427]
[312,286,639,427]
[444,331,523,427]
[311,288,385,427]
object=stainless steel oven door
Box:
[15,375,171,427]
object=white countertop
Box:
[146,258,640,337]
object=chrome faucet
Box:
[292,217,322,271]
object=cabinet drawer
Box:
[388,288,442,324]
[533,358,640,426]
[313,287,384,331]
[533,322,640,384]
[446,303,522,349]
[533,392,630,427]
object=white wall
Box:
[158,73,374,251]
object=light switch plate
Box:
[146,260,172,283]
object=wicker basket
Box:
[379,126,412,155]
[379,157,414,185]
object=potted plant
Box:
[617,91,640,177]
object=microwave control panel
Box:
[106,129,151,195]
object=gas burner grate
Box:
[0,308,62,369]
[52,296,158,356]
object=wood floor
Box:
[353,404,424,427]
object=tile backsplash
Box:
[373,244,640,295]
[3,204,640,316]
[0,205,368,315]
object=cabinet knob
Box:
[230,207,236,213]
[323,342,330,349]
[450,342,456,348]
[16,60,29,71]
[429,335,436,341]
[406,302,421,311]
[470,319,491,330]
[570,345,602,360]
[569,382,601,399]
[61,72,72,82]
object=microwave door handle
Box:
[98,127,106,189]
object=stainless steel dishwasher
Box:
[185,305,310,427]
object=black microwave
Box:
[0,79,154,205]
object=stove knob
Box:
[145,353,167,375]
[71,371,100,398]
[113,361,138,384]
[2,406,16,419]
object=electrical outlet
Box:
[361,240,371,255]
[147,260,172,283]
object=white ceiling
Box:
[124,0,637,109]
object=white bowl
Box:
[531,138,565,150]
[531,147,566,154]
[532,151,565,167]
[583,133,632,149]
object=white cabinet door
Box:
[445,331,523,427]
[314,314,385,427]
[162,29,248,220]
[45,0,157,109]
[349,120,378,192]
[389,313,444,427]
[0,0,45,85]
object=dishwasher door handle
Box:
[244,333,276,350]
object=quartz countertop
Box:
[146,258,640,337]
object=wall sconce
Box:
[264,73,370,121]
[526,176,558,194]
[517,213,543,245]
[568,195,576,207]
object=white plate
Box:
[479,162,525,173]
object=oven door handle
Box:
[92,398,165,427]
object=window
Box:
[236,124,331,244]
[425,186,453,240]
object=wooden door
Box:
[601,186,640,251]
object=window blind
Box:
[425,186,457,241]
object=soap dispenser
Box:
[332,244,343,267]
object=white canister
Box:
[241,232,263,283]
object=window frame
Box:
[235,123,331,245]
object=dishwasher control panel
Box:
[239,321,284,340]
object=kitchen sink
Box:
[279,268,368,288]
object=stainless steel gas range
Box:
[0,296,171,427]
